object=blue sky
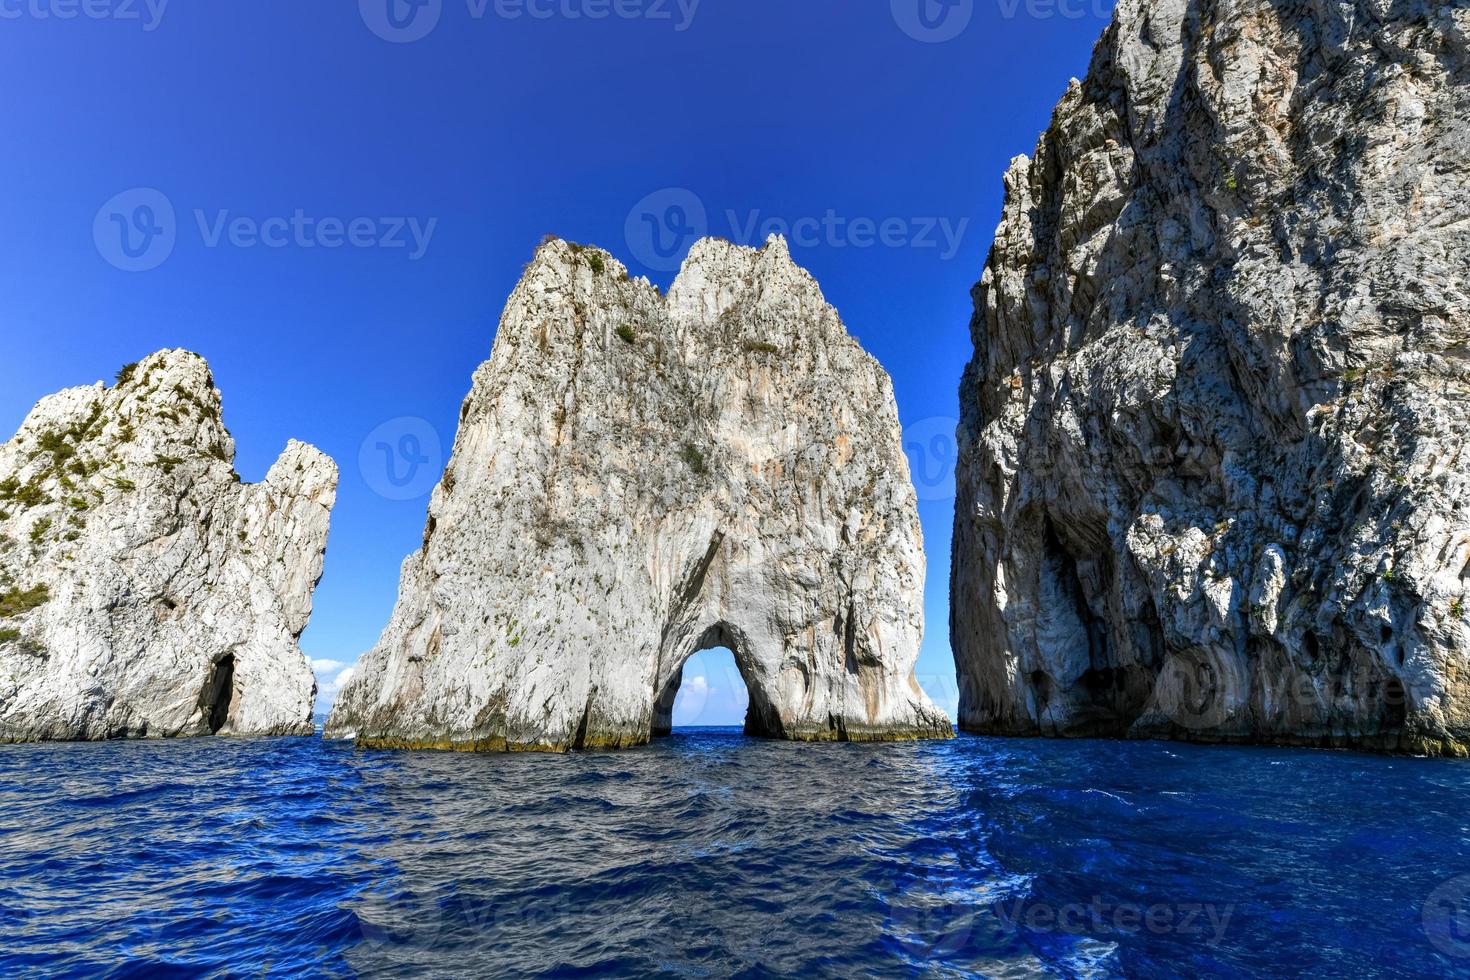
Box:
[0,0,1112,724]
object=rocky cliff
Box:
[952,0,1470,754]
[0,350,336,740]
[327,236,951,751]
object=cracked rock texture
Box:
[0,350,336,740]
[952,0,1469,754]
[327,236,952,751]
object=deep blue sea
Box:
[3,730,1470,978]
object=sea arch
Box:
[652,621,783,738]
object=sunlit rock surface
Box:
[952,0,1470,754]
[328,236,952,751]
[0,350,336,740]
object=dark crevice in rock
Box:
[202,653,236,735]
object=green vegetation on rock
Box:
[680,443,708,475]
[0,584,49,618]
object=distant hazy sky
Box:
[0,0,1112,723]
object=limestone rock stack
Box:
[328,236,951,750]
[0,350,336,740]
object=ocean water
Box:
[2,731,1469,979]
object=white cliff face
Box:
[327,236,951,751]
[0,350,337,740]
[952,0,1470,754]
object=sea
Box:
[2,729,1468,978]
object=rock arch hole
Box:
[653,624,780,738]
[202,653,236,735]
[672,648,748,729]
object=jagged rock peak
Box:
[0,349,337,741]
[951,0,1470,754]
[327,235,953,751]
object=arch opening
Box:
[653,624,780,739]
[201,654,236,735]
[659,647,748,732]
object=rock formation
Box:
[952,0,1470,754]
[0,350,336,740]
[327,235,951,751]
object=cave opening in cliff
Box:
[654,624,770,738]
[674,648,750,731]
[1035,516,1150,736]
[202,654,236,735]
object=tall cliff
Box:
[952,0,1470,753]
[0,350,336,740]
[327,236,952,751]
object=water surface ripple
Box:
[2,731,1468,977]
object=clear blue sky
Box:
[0,0,1112,723]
